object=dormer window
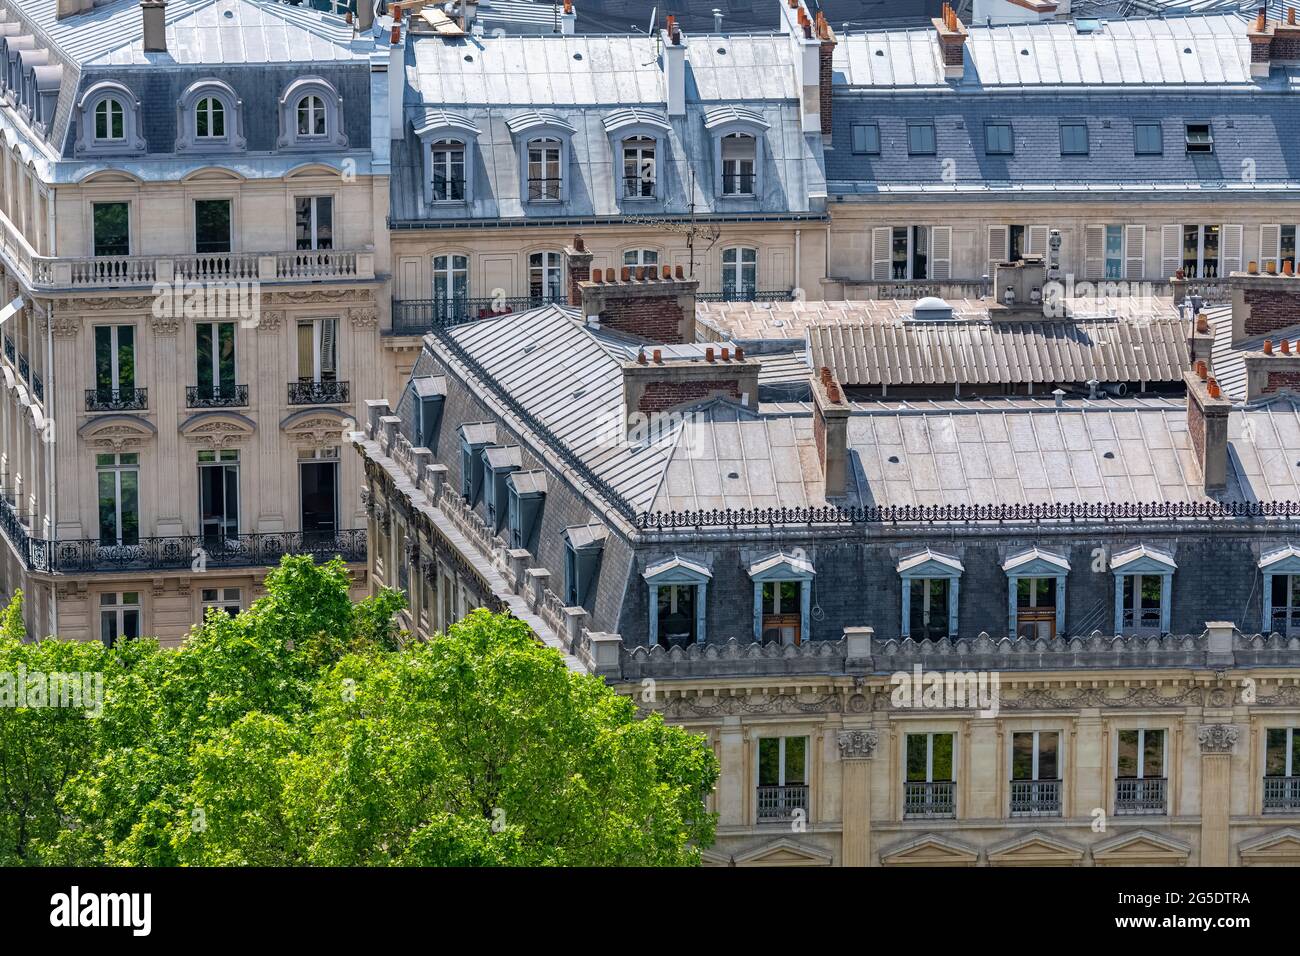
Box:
[622,136,656,198]
[431,140,466,201]
[296,94,326,137]
[1185,122,1213,153]
[721,133,756,195]
[196,97,225,139]
[527,137,562,201]
[94,98,124,141]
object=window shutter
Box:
[1160,225,1182,278]
[871,227,891,280]
[1259,224,1281,272]
[987,225,1008,280]
[296,323,313,380]
[1026,225,1049,257]
[1083,224,1105,279]
[319,318,337,375]
[929,226,951,281]
[1124,225,1146,279]
[1220,223,1243,275]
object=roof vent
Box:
[1074,18,1102,35]
[910,296,954,321]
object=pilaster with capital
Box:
[838,728,877,867]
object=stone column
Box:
[838,728,878,867]
[717,717,746,828]
[1198,723,1237,867]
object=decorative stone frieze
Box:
[1198,724,1239,754]
[837,729,879,760]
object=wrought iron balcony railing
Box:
[287,379,349,405]
[85,387,148,411]
[389,295,564,335]
[24,528,367,574]
[187,384,250,408]
[904,780,956,818]
[2,335,12,362]
[756,784,809,822]
[17,352,28,382]
[697,287,796,303]
[1263,776,1300,812]
[1115,777,1167,815]
[31,371,42,402]
[1010,779,1062,816]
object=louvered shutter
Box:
[1083,225,1105,279]
[1220,224,1243,276]
[871,227,891,280]
[1124,225,1146,279]
[1026,225,1050,257]
[929,226,951,281]
[987,225,1008,280]
[1259,224,1281,272]
[1160,225,1182,278]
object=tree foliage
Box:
[0,556,716,866]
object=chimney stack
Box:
[932,3,967,80]
[141,0,167,52]
[812,366,850,498]
[1244,341,1300,401]
[563,235,593,308]
[561,0,576,35]
[358,0,374,32]
[578,263,699,343]
[663,16,686,117]
[1184,370,1232,492]
[621,351,761,428]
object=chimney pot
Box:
[675,265,684,279]
[1286,260,1295,276]
[604,268,615,283]
[573,234,585,253]
[621,266,631,282]
[735,346,744,361]
[705,347,714,362]
[653,349,663,364]
[1291,7,1297,26]
[1208,377,1222,398]
[1196,315,1209,334]
[1257,7,1268,31]
[637,266,647,281]
[662,265,671,279]
[394,5,402,21]
[721,347,730,361]
[1285,339,1293,355]
[1196,359,1208,380]
[391,23,401,44]
[637,350,647,365]
[1265,339,1274,355]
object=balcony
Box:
[3,335,11,362]
[904,780,955,818]
[1115,777,1167,815]
[1263,776,1300,813]
[187,384,250,408]
[756,784,809,822]
[28,529,367,575]
[288,379,349,406]
[85,387,148,412]
[31,371,42,402]
[1010,779,1062,817]
[389,295,564,336]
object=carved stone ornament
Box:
[837,729,879,760]
[1198,724,1239,754]
[349,306,379,329]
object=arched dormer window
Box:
[175,79,246,153]
[1,35,35,103]
[603,108,670,204]
[704,106,769,200]
[277,77,347,150]
[25,63,61,134]
[505,111,576,205]
[75,81,146,156]
[413,108,480,206]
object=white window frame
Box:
[527,250,564,303]
[296,94,327,138]
[1010,730,1062,781]
[294,195,334,251]
[621,135,657,200]
[721,246,757,299]
[99,591,141,647]
[1115,727,1166,780]
[297,317,338,383]
[96,453,139,546]
[201,586,243,619]
[430,139,467,203]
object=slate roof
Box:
[1207,305,1300,401]
[419,304,1300,517]
[392,31,825,221]
[827,14,1300,191]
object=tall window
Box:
[905,732,955,817]
[198,449,239,547]
[1103,225,1123,279]
[526,138,562,200]
[296,94,326,137]
[432,254,469,319]
[1116,728,1166,815]
[757,736,807,820]
[100,592,140,648]
[299,446,339,539]
[759,581,801,645]
[721,133,755,195]
[1015,577,1057,639]
[195,322,236,402]
[194,199,232,254]
[721,246,757,300]
[908,578,950,641]
[195,97,225,139]
[97,453,139,547]
[94,325,135,402]
[1182,224,1220,278]
[1120,574,1164,631]
[1011,731,1060,816]
[431,140,466,201]
[623,249,659,268]
[294,196,333,251]
[1270,574,1300,633]
[528,251,563,302]
[890,226,929,280]
[622,136,655,198]
[1265,728,1300,812]
[655,584,697,646]
[92,202,129,257]
[296,318,337,383]
[94,98,124,141]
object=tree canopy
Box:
[0,557,716,866]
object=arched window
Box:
[528,251,563,303]
[430,140,466,201]
[94,97,125,141]
[196,97,225,139]
[526,137,562,201]
[296,94,326,137]
[721,247,758,301]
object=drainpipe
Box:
[794,228,801,297]
[45,296,54,639]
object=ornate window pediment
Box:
[175,79,246,154]
[879,832,979,867]
[279,406,352,450]
[277,76,348,151]
[179,411,256,449]
[74,79,146,156]
[1110,544,1176,575]
[897,548,963,578]
[1092,828,1190,866]
[78,413,156,453]
[1002,546,1070,577]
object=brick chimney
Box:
[621,347,760,423]
[564,235,593,307]
[812,366,850,498]
[578,265,699,344]
[1244,337,1300,400]
[1184,363,1231,493]
[141,0,166,52]
[933,3,967,81]
[778,1,832,135]
[1247,7,1300,78]
[1226,271,1300,346]
[817,12,836,137]
[662,16,685,118]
